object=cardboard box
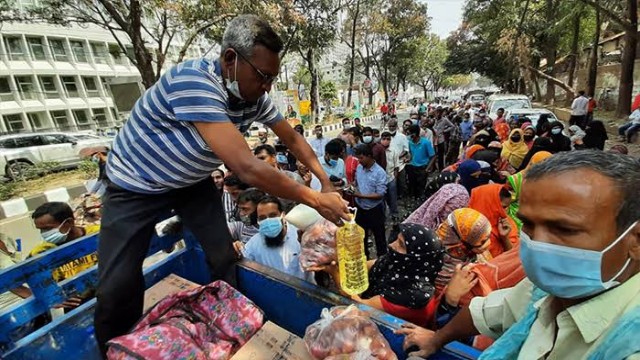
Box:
[231,321,313,360]
[143,273,200,311]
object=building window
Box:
[70,40,88,63]
[100,77,111,96]
[108,43,127,65]
[27,113,44,129]
[61,76,79,97]
[90,43,108,64]
[49,39,68,62]
[4,36,25,61]
[50,110,69,128]
[93,108,108,126]
[0,77,14,101]
[38,76,58,99]
[4,114,24,132]
[73,110,89,124]
[83,76,99,97]
[15,76,36,100]
[27,37,46,61]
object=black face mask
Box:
[524,134,534,142]
[510,135,522,142]
[264,229,286,248]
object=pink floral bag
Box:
[106,280,264,360]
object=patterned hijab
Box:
[424,171,460,199]
[403,184,470,230]
[435,208,492,293]
[362,223,444,309]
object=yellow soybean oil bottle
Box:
[336,209,369,295]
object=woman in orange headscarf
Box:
[443,144,485,173]
[468,184,519,258]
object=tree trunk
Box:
[422,84,428,99]
[307,48,321,123]
[567,14,581,89]
[616,0,638,117]
[586,1,601,97]
[532,71,543,101]
[544,0,557,104]
[346,0,360,108]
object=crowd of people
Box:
[2,14,640,359]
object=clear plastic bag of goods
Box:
[303,305,397,360]
[285,204,323,231]
[299,219,339,270]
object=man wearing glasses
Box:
[94,14,350,353]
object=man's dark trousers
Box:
[94,178,236,354]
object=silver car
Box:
[0,132,113,179]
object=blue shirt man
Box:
[409,134,436,167]
[308,125,330,157]
[352,144,388,258]
[95,15,349,353]
[319,139,347,187]
[461,113,474,142]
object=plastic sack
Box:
[285,204,322,231]
[304,305,397,360]
[299,219,339,269]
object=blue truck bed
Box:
[0,224,481,359]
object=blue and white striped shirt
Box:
[106,58,284,194]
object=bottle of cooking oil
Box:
[336,212,369,295]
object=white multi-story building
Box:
[0,3,206,134]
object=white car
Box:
[505,108,559,128]
[487,94,532,119]
[0,132,113,179]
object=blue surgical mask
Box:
[225,56,243,100]
[41,220,71,245]
[276,153,288,164]
[328,159,338,167]
[551,128,562,135]
[259,217,284,238]
[519,224,636,299]
[363,136,373,144]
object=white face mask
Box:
[225,55,243,100]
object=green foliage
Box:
[0,182,17,202]
[78,160,99,180]
[319,80,338,104]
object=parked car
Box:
[0,132,113,180]
[505,108,559,128]
[486,94,532,119]
[469,94,486,106]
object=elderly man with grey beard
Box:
[94,14,350,353]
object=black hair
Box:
[403,119,413,126]
[362,126,373,134]
[32,202,73,223]
[314,124,322,129]
[211,168,224,177]
[253,144,276,156]
[499,187,511,200]
[223,174,250,189]
[325,139,343,156]
[347,126,362,140]
[353,143,373,157]
[372,128,380,135]
[333,138,347,152]
[381,131,392,138]
[408,124,421,136]
[258,195,283,212]
[237,188,266,204]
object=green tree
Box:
[408,34,448,99]
[578,0,637,117]
[319,80,338,106]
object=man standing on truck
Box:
[94,14,350,353]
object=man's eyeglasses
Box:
[233,48,279,85]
